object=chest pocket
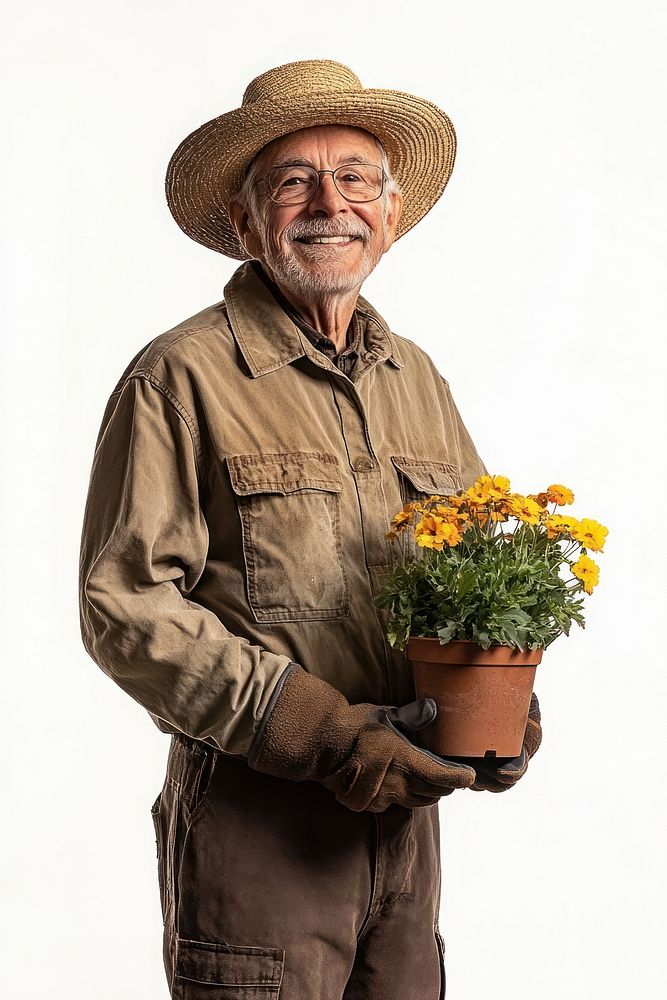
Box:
[227,452,350,623]
[390,456,463,560]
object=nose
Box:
[307,171,349,218]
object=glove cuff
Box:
[247,664,356,781]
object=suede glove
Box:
[248,663,476,812]
[469,692,542,792]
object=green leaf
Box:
[436,622,458,644]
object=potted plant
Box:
[373,475,608,761]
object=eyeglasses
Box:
[260,163,386,205]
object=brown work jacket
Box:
[78,260,488,757]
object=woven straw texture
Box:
[165,59,457,259]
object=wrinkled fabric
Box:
[152,733,447,999]
[78,259,488,758]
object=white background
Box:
[2,2,666,997]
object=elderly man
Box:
[79,60,541,999]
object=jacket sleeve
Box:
[78,373,294,757]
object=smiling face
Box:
[228,125,403,300]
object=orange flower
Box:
[489,506,511,522]
[546,484,575,506]
[545,514,580,539]
[388,503,417,533]
[431,504,470,527]
[486,495,514,522]
[529,492,550,508]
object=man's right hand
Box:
[247,664,476,812]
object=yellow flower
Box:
[545,514,580,539]
[441,522,464,546]
[507,494,542,525]
[465,474,511,505]
[487,475,511,497]
[415,514,463,550]
[464,485,488,505]
[546,484,575,506]
[571,518,608,553]
[571,553,600,594]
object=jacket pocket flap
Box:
[176,937,285,987]
[228,451,343,496]
[390,455,461,495]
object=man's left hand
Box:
[470,692,542,793]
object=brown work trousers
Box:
[151,734,446,999]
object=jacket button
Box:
[353,456,375,473]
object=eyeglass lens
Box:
[266,163,384,204]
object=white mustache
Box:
[285,219,369,242]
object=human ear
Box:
[381,189,404,253]
[227,197,262,259]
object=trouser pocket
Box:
[153,738,219,937]
[175,937,285,998]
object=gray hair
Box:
[232,133,400,227]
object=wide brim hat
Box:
[166,59,457,260]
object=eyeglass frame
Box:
[256,162,387,206]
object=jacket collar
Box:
[223,260,405,378]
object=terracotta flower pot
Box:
[406,637,543,759]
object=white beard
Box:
[252,212,388,301]
[268,243,381,298]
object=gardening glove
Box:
[470,692,542,793]
[247,663,477,812]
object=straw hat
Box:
[165,59,457,260]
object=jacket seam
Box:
[128,371,205,486]
[139,323,223,371]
